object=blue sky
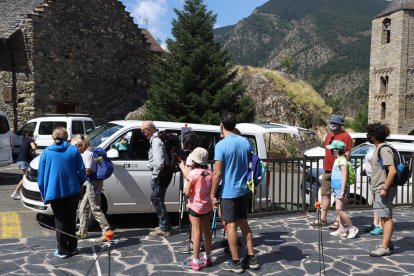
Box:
[120,0,268,46]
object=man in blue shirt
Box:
[211,111,258,273]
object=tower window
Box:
[381,102,386,120]
[380,76,389,93]
[382,18,391,44]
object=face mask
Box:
[331,149,338,156]
[330,124,339,131]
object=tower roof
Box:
[375,0,414,18]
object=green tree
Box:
[143,0,255,124]
[351,102,368,132]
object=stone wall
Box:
[1,0,152,129]
[368,10,414,134]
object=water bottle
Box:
[397,163,405,173]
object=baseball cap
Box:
[330,114,344,125]
[188,147,208,165]
[326,140,346,151]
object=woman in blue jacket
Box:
[37,127,86,259]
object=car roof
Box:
[27,116,94,122]
[350,132,414,142]
[111,120,220,132]
[236,123,300,135]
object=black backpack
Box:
[158,131,181,173]
[377,144,411,186]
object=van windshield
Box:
[88,123,123,147]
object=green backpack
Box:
[337,156,356,185]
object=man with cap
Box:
[309,114,352,228]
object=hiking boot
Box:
[376,242,394,252]
[10,192,21,200]
[370,245,391,257]
[182,257,200,271]
[76,231,88,239]
[94,235,107,243]
[149,228,170,237]
[364,224,376,232]
[242,255,259,270]
[201,255,212,267]
[221,260,244,273]
[329,229,348,238]
[347,227,359,239]
[370,226,383,235]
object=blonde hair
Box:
[52,127,68,144]
[71,134,92,149]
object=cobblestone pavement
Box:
[0,207,413,275]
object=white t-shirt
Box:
[364,148,374,177]
[82,149,96,173]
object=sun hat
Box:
[189,147,208,165]
[330,114,344,125]
[326,140,346,151]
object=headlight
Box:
[26,167,38,182]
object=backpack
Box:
[246,153,267,190]
[337,156,356,185]
[377,144,410,186]
[158,131,181,174]
[90,147,114,181]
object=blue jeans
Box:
[151,174,172,231]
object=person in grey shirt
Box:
[141,121,173,237]
[367,123,397,257]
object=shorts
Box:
[321,171,332,195]
[221,193,249,222]
[188,208,211,218]
[17,161,29,170]
[332,187,348,198]
[373,186,397,218]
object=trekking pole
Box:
[211,207,217,238]
[315,201,326,276]
[105,230,114,276]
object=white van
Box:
[12,114,95,155]
[21,120,306,216]
[0,112,13,167]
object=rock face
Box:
[0,0,153,129]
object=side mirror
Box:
[107,148,119,159]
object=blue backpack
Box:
[246,153,267,190]
[90,147,114,181]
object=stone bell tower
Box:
[368,0,414,134]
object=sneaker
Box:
[53,249,69,259]
[201,255,212,267]
[329,229,348,238]
[10,192,21,200]
[182,257,200,271]
[347,227,359,239]
[242,255,259,270]
[370,245,391,257]
[377,242,394,252]
[76,231,87,239]
[221,260,244,273]
[370,226,383,235]
[149,228,170,237]
[364,224,376,232]
[94,236,107,243]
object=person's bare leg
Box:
[321,194,330,222]
[190,215,201,260]
[381,217,393,248]
[237,219,254,255]
[226,222,239,260]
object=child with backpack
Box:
[327,140,359,239]
[182,147,213,271]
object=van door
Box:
[0,114,12,165]
[36,121,67,150]
[12,121,37,155]
[103,129,154,213]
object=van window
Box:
[109,129,149,160]
[243,135,258,155]
[194,131,221,160]
[0,115,10,134]
[72,121,84,134]
[19,122,37,135]
[85,121,95,133]
[38,121,67,135]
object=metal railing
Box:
[249,154,414,217]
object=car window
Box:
[72,121,84,134]
[84,121,95,133]
[38,121,67,135]
[20,122,37,135]
[351,143,373,156]
[243,135,258,155]
[0,115,10,134]
[109,130,149,160]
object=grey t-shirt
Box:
[371,143,395,192]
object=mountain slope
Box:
[214,0,390,117]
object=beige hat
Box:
[189,147,208,165]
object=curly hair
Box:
[182,131,200,152]
[366,123,390,143]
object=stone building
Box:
[0,0,159,129]
[368,0,414,134]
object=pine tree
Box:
[142,0,255,124]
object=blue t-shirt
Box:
[331,156,347,189]
[214,134,251,199]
